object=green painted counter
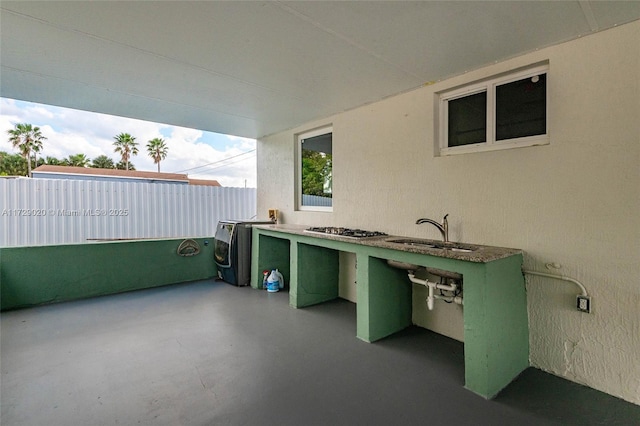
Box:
[251,225,529,399]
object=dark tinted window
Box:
[447,91,487,147]
[496,74,546,141]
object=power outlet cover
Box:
[577,295,591,313]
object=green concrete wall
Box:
[0,238,217,311]
[358,256,413,342]
[463,254,529,399]
[294,243,340,308]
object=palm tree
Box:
[32,143,42,171]
[6,123,47,177]
[116,161,135,171]
[35,156,46,168]
[45,156,63,165]
[113,133,138,171]
[146,137,169,172]
[91,155,115,169]
[67,153,90,167]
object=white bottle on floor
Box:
[267,270,280,292]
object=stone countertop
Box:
[253,224,522,263]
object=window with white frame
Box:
[438,64,549,155]
[296,126,332,211]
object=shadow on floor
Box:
[1,280,638,426]
[494,367,640,426]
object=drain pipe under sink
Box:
[407,273,463,310]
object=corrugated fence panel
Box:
[0,178,257,247]
[302,194,333,207]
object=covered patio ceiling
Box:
[1,1,638,139]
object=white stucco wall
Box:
[257,21,640,405]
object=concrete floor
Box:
[1,280,639,426]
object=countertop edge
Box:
[253,224,523,263]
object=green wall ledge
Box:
[0,238,217,311]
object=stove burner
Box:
[305,226,388,238]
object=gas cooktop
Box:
[304,226,388,239]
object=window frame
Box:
[296,125,333,212]
[438,64,549,156]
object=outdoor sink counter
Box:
[251,224,528,399]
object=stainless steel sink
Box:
[385,238,438,248]
[385,238,477,252]
[449,247,474,253]
[423,267,462,280]
[386,260,462,280]
[386,259,420,270]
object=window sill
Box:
[298,206,333,213]
[439,135,549,156]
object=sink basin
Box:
[385,238,438,248]
[449,247,474,253]
[386,259,420,270]
[385,238,477,252]
[386,260,463,280]
[424,267,463,280]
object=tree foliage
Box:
[45,156,63,166]
[1,151,124,175]
[2,127,161,176]
[113,133,138,170]
[0,151,28,176]
[301,150,332,197]
[91,155,115,169]
[6,123,47,177]
[146,137,168,172]
[116,160,135,171]
[66,153,90,167]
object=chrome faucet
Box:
[416,214,449,242]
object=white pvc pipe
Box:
[407,273,427,286]
[407,273,461,310]
[407,274,457,291]
[522,269,588,297]
[428,285,434,310]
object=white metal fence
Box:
[0,178,257,247]
[302,194,332,207]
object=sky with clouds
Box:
[0,98,257,187]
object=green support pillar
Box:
[462,254,529,399]
[291,242,339,308]
[357,256,412,342]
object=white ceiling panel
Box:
[1,1,638,139]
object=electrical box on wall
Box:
[268,209,278,223]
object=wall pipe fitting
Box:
[407,273,461,310]
[433,294,464,306]
[522,269,588,296]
